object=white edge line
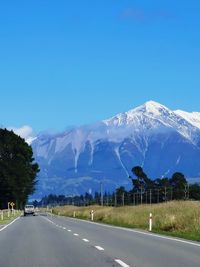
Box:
[0,216,20,232]
[115,259,130,267]
[73,233,79,236]
[65,217,200,248]
[68,230,72,232]
[95,246,104,251]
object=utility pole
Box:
[122,192,125,206]
[149,189,152,205]
[140,186,143,205]
[170,187,173,201]
[164,187,167,202]
[187,184,190,199]
[157,189,160,203]
[100,182,103,206]
[136,191,139,205]
[133,193,135,206]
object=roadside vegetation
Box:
[0,129,40,209]
[52,200,200,242]
[0,210,22,225]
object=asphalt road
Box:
[0,214,200,267]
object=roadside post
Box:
[73,211,76,218]
[91,210,94,221]
[10,202,15,215]
[1,211,3,221]
[7,202,10,218]
[149,213,153,232]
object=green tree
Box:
[189,184,200,200]
[170,172,187,200]
[129,166,152,191]
[0,129,40,209]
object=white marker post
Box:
[91,210,94,221]
[7,202,10,218]
[1,211,3,221]
[73,211,76,218]
[149,213,153,232]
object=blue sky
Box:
[0,0,200,133]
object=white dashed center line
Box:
[115,259,130,267]
[43,217,130,267]
[82,239,89,242]
[95,246,104,251]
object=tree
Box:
[129,166,152,192]
[0,129,40,209]
[189,184,200,200]
[170,172,187,200]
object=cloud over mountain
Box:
[8,125,36,144]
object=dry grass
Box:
[0,210,21,225]
[53,201,200,241]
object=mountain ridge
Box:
[31,101,200,197]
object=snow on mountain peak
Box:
[103,100,172,127]
[102,100,200,145]
[175,110,200,130]
[132,100,171,117]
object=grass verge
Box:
[0,211,22,226]
[52,201,200,242]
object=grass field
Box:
[52,201,200,242]
[0,210,22,225]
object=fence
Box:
[0,209,21,221]
[67,186,191,207]
[41,186,193,208]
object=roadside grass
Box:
[52,201,200,242]
[0,211,22,226]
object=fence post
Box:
[149,213,153,232]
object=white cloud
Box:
[8,125,36,145]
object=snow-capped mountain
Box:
[32,101,200,197]
[175,110,200,129]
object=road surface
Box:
[0,213,199,267]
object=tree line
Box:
[1,128,200,209]
[0,129,39,209]
[36,166,200,207]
